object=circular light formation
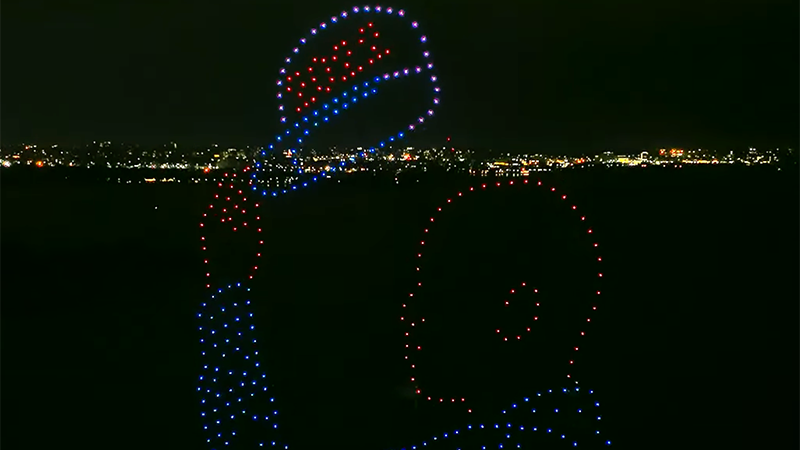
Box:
[404,179,604,413]
[263,4,440,168]
[396,178,610,448]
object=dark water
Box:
[2,165,797,449]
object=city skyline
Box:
[3,140,792,174]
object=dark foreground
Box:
[2,165,797,450]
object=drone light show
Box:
[197,6,611,449]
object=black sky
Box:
[2,0,797,153]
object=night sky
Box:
[3,0,797,153]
